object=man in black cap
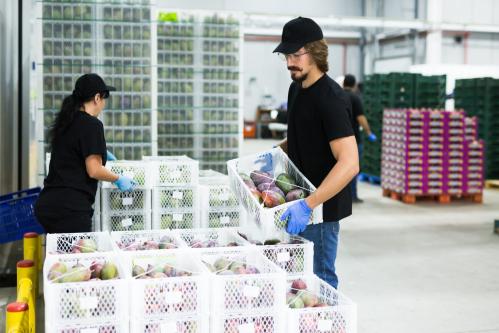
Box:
[275,17,359,288]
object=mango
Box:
[62,264,91,283]
[275,173,297,194]
[132,264,145,277]
[287,292,304,308]
[214,257,231,271]
[101,262,118,280]
[261,190,285,208]
[75,239,97,253]
[291,279,307,293]
[299,290,319,307]
[250,170,272,186]
[48,262,67,282]
[90,262,103,279]
[285,189,306,202]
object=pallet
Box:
[359,173,381,185]
[382,188,483,204]
[485,180,499,189]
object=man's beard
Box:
[288,66,307,82]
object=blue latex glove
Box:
[281,199,312,235]
[113,175,136,192]
[255,152,273,174]
[106,150,117,161]
[367,133,377,142]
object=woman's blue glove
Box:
[281,199,312,235]
[367,133,377,142]
[107,150,117,161]
[113,175,136,192]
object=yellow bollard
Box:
[6,301,29,333]
[23,232,39,296]
[16,260,36,333]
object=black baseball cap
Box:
[73,73,116,100]
[273,17,323,54]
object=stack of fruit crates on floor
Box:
[156,10,243,173]
[362,73,447,180]
[381,108,484,203]
[454,77,499,179]
[43,230,357,333]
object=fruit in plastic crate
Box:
[47,262,67,281]
[250,170,272,186]
[285,188,306,202]
[275,173,297,194]
[101,262,118,280]
[71,238,97,253]
[261,190,285,208]
[89,261,103,279]
[132,262,192,279]
[287,292,304,309]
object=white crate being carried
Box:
[199,169,246,228]
[285,274,357,333]
[110,229,184,253]
[237,228,314,276]
[43,253,128,331]
[45,232,114,256]
[126,250,209,322]
[227,147,323,234]
[104,160,154,188]
[152,186,199,229]
[200,248,286,315]
[176,228,250,249]
[143,155,199,187]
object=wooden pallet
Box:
[382,188,483,204]
[485,180,499,189]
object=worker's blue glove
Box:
[281,199,312,235]
[113,175,136,192]
[106,150,117,161]
[255,152,273,174]
[367,133,377,142]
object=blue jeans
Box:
[299,221,340,289]
[350,143,363,199]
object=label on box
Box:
[238,323,254,333]
[123,171,135,180]
[219,193,230,201]
[171,170,181,179]
[160,322,178,333]
[317,319,333,331]
[122,197,133,206]
[243,285,260,298]
[173,213,183,222]
[276,251,290,263]
[220,216,231,225]
[80,329,99,333]
[121,218,133,228]
[79,296,98,310]
[172,191,183,200]
[165,291,182,304]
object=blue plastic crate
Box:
[0,187,45,244]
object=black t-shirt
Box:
[40,111,107,212]
[287,74,354,222]
[344,89,364,143]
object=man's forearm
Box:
[357,115,372,135]
[91,166,119,183]
[305,157,359,209]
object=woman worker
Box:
[35,73,135,233]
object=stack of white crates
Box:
[102,161,153,231]
[199,169,246,228]
[147,156,200,229]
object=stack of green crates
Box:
[455,77,499,179]
[361,73,447,178]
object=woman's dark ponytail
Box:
[49,93,83,147]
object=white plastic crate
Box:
[152,186,197,211]
[104,161,153,188]
[101,188,152,214]
[130,315,209,333]
[176,228,250,249]
[238,229,314,276]
[211,311,285,333]
[43,253,128,328]
[143,155,199,186]
[46,321,129,333]
[201,248,286,314]
[285,274,357,333]
[227,147,323,234]
[126,250,209,320]
[203,209,246,228]
[46,232,114,256]
[199,181,240,210]
[152,210,198,230]
[110,229,184,252]
[102,212,152,232]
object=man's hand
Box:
[281,199,312,235]
[113,175,136,192]
[107,150,117,161]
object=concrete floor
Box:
[1,138,498,332]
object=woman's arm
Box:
[85,154,119,182]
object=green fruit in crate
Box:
[261,190,285,208]
[299,290,319,307]
[73,239,97,253]
[287,292,304,309]
[48,262,67,282]
[275,173,297,194]
[214,257,231,271]
[132,264,145,277]
[62,264,91,283]
[101,262,118,280]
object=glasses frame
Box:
[277,51,309,61]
